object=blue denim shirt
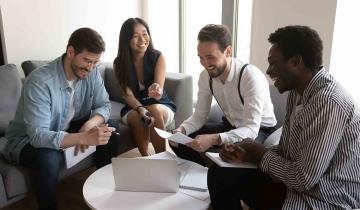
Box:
[2,56,111,163]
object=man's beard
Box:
[71,63,88,80]
[207,63,226,78]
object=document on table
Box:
[180,167,208,192]
[141,152,209,200]
[205,152,257,168]
[179,165,209,201]
[64,146,96,169]
[154,128,193,144]
[138,151,187,165]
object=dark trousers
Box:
[208,165,286,210]
[171,118,275,166]
[19,119,120,210]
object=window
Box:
[235,0,253,63]
[148,0,252,102]
[147,0,179,73]
[330,1,360,104]
[184,0,222,101]
[0,7,6,65]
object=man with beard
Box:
[2,28,119,210]
[170,24,277,166]
[207,25,360,210]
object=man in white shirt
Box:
[170,24,277,166]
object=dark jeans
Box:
[171,118,275,166]
[208,165,286,210]
[19,119,120,210]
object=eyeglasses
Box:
[79,58,100,73]
[83,58,99,67]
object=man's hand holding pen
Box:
[74,124,117,156]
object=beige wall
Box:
[0,0,141,76]
[250,0,337,76]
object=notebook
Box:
[205,152,257,168]
[64,145,96,169]
[111,157,180,193]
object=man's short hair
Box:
[198,24,231,52]
[268,25,323,71]
[67,28,105,54]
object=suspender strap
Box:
[237,63,248,104]
[209,63,249,105]
[209,77,214,96]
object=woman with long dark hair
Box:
[114,18,176,156]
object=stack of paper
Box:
[139,151,187,165]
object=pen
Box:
[95,126,120,136]
[179,185,207,192]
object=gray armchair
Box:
[0,64,25,207]
[0,61,193,208]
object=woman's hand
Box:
[137,106,155,128]
[148,83,163,100]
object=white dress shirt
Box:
[181,58,277,144]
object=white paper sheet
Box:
[205,152,257,168]
[64,145,96,169]
[138,151,187,165]
[180,167,208,192]
[154,128,193,144]
[137,152,210,201]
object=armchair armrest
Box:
[164,72,193,128]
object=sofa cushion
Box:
[0,137,28,198]
[103,64,126,104]
[21,60,49,77]
[263,127,283,148]
[0,159,28,198]
[110,101,124,121]
[0,64,22,135]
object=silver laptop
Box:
[111,157,179,193]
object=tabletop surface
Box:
[82,152,210,210]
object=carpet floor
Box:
[1,143,219,210]
[1,143,172,210]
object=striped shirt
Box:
[260,69,360,210]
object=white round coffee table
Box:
[83,159,210,210]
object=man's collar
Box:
[214,58,235,83]
[299,67,328,105]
